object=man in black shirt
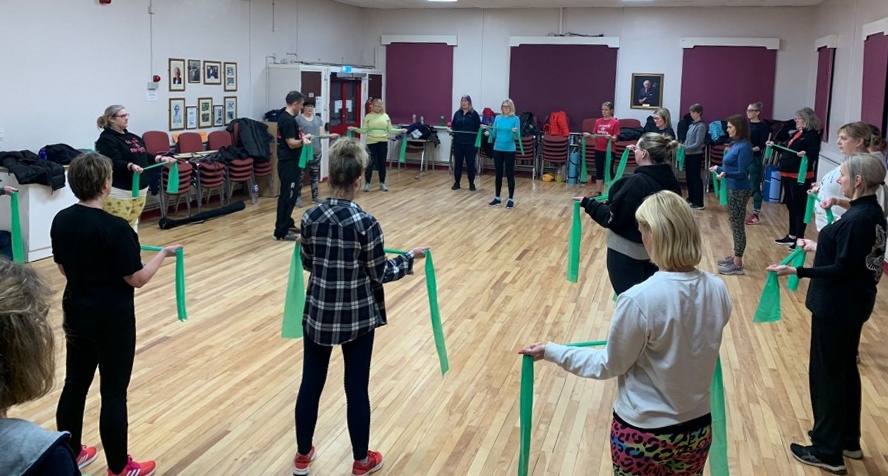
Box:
[274,91,306,241]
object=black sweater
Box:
[95,128,152,190]
[580,163,682,244]
[749,121,769,156]
[778,128,820,177]
[451,109,481,145]
[797,195,887,324]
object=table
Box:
[0,168,77,262]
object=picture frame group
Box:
[169,97,237,131]
[168,59,237,91]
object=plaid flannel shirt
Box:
[300,198,414,346]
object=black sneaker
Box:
[451,182,460,190]
[690,204,705,210]
[469,183,476,191]
[275,231,300,241]
[775,235,796,246]
[489,198,502,207]
[807,431,864,460]
[790,443,846,474]
[506,199,514,209]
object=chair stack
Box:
[541,135,569,174]
[613,118,642,163]
[515,135,537,180]
[705,144,727,192]
[232,122,273,194]
[160,161,194,217]
[209,131,254,200]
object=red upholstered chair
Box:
[580,118,600,176]
[515,135,538,180]
[207,130,234,150]
[143,131,172,156]
[541,134,569,174]
[232,122,274,193]
[190,158,227,211]
[176,132,204,154]
[613,118,642,159]
[209,130,254,199]
[159,160,195,217]
[705,144,726,192]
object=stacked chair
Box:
[208,130,254,201]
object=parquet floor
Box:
[12,167,888,475]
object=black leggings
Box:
[295,330,375,461]
[365,142,388,185]
[453,142,477,185]
[684,153,705,207]
[56,310,136,474]
[594,150,612,181]
[606,248,659,295]
[493,150,515,199]
[783,176,812,239]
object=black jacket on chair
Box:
[227,118,273,162]
[0,150,66,190]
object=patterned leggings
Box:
[611,416,712,476]
[103,193,147,230]
[728,189,752,257]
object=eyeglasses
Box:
[747,109,759,112]
[114,113,130,119]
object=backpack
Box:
[481,108,497,125]
[543,111,569,137]
[519,111,538,137]
[40,143,81,165]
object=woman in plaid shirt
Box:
[292,138,428,476]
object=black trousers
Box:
[295,330,375,461]
[782,176,812,239]
[685,153,705,207]
[275,159,303,238]
[606,248,659,295]
[493,150,515,199]
[593,150,612,181]
[808,316,864,459]
[453,143,477,185]
[365,142,388,185]
[56,309,136,474]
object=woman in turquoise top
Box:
[482,98,521,209]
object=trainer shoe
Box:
[108,456,156,476]
[506,199,515,209]
[790,443,846,474]
[451,182,460,190]
[380,183,389,192]
[717,256,734,266]
[293,446,317,475]
[488,198,502,207]
[352,450,384,476]
[363,183,371,192]
[775,235,795,246]
[807,431,863,459]
[718,263,745,275]
[690,204,705,210]
[745,213,761,225]
[469,183,476,191]
[78,445,98,469]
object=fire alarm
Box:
[153,75,161,83]
[99,0,111,4]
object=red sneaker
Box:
[745,213,760,225]
[293,446,316,475]
[107,455,156,476]
[77,445,98,469]
[352,450,384,476]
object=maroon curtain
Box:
[509,45,617,132]
[814,46,836,142]
[861,33,888,129]
[680,46,777,121]
[385,43,454,125]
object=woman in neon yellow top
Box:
[348,99,405,192]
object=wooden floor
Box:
[12,167,888,475]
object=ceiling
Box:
[332,0,824,8]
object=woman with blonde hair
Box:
[348,99,404,192]
[768,153,888,474]
[644,108,675,139]
[482,98,521,208]
[95,105,175,231]
[0,260,80,475]
[521,190,731,475]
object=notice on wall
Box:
[346,100,353,112]
[146,90,158,102]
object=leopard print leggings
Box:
[610,417,712,475]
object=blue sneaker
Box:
[488,198,501,207]
[505,199,514,209]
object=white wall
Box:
[0,0,365,152]
[364,6,816,125]
[812,0,888,164]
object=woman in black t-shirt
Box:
[768,153,888,474]
[51,152,181,476]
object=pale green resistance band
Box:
[753,247,805,323]
[132,161,180,198]
[140,245,187,321]
[9,191,25,262]
[765,144,809,184]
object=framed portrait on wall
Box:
[198,97,213,128]
[204,61,222,85]
[169,58,185,92]
[630,73,664,109]
[224,62,237,92]
[186,106,197,129]
[213,105,224,127]
[187,59,202,83]
[169,98,186,131]
[224,96,237,125]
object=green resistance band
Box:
[753,246,805,323]
[131,161,180,198]
[769,144,809,184]
[140,245,187,321]
[605,148,631,193]
[486,127,524,155]
[451,129,485,149]
[518,343,730,476]
[677,146,686,171]
[580,136,589,184]
[787,247,807,292]
[385,247,449,375]
[282,240,306,339]
[9,191,25,263]
[804,193,835,225]
[567,201,581,283]
[299,143,313,168]
[711,172,728,205]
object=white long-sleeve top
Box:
[544,269,732,429]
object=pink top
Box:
[594,117,620,151]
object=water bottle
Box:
[439,115,445,126]
[420,116,425,124]
[412,114,417,123]
[251,184,259,204]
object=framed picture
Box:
[224,62,238,92]
[169,58,185,92]
[213,105,224,127]
[630,73,664,109]
[203,61,222,85]
[224,96,237,125]
[186,106,197,129]
[169,98,186,131]
[198,97,213,128]
[187,59,202,83]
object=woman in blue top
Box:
[710,114,753,275]
[450,95,481,191]
[482,98,521,209]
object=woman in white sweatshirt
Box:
[521,190,732,475]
